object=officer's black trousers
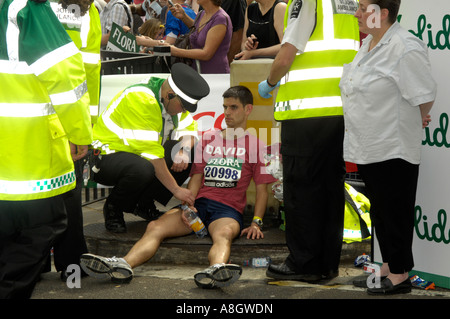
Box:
[281,117,346,276]
[52,159,88,272]
[94,140,193,212]
[358,159,418,274]
[0,196,67,299]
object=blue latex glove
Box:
[258,79,280,99]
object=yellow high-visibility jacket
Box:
[0,0,93,201]
[93,77,198,160]
[50,0,102,123]
[344,183,372,244]
[274,0,360,120]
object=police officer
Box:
[258,0,360,282]
[92,63,210,233]
[0,0,93,299]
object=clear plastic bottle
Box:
[181,205,207,238]
[82,161,90,186]
[243,257,272,268]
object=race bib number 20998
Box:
[203,157,243,188]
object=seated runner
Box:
[80,86,277,288]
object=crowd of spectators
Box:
[96,0,288,73]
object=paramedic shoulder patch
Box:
[290,0,303,19]
[331,0,358,15]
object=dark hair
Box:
[370,0,401,24]
[223,86,253,107]
[59,0,94,17]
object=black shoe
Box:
[266,263,322,282]
[367,277,412,295]
[103,202,126,233]
[353,275,387,288]
[133,206,165,221]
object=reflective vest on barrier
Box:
[0,0,93,201]
[274,0,360,121]
[93,78,198,160]
[50,1,102,123]
[344,183,372,244]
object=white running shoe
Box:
[80,253,133,284]
[194,263,242,289]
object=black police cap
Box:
[168,63,210,113]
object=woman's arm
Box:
[136,35,165,47]
[240,7,250,52]
[170,23,227,61]
[235,2,286,60]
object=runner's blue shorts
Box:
[193,197,243,232]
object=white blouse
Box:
[340,22,437,165]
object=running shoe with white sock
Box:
[194,263,242,289]
[80,253,133,284]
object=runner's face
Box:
[223,97,249,129]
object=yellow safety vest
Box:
[50,1,102,123]
[0,0,93,201]
[274,0,360,120]
[93,78,198,160]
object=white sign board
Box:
[373,1,450,289]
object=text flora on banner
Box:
[106,22,138,53]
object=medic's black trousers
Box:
[51,158,88,273]
[93,140,193,213]
[281,116,346,277]
[0,196,67,299]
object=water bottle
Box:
[82,161,90,186]
[181,205,207,238]
[243,257,272,268]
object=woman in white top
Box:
[340,0,437,295]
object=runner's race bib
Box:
[203,157,243,188]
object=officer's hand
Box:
[258,80,280,99]
[70,143,88,161]
[174,187,195,206]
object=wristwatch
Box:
[252,217,263,229]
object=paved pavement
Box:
[29,196,450,311]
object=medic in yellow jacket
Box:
[92,77,199,161]
[50,0,102,123]
[0,0,93,201]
